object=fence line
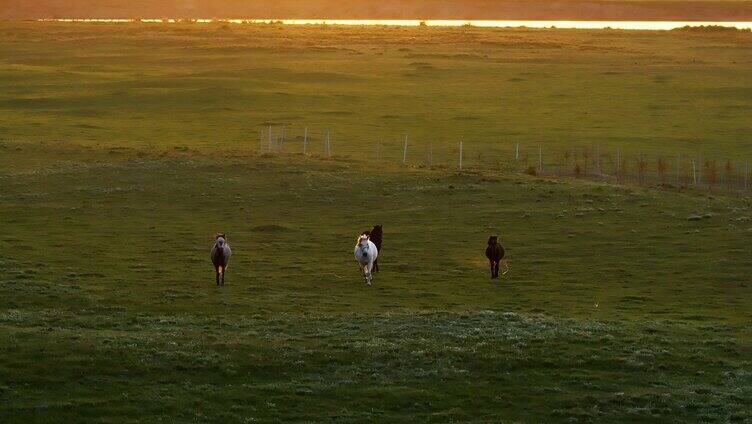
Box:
[254,125,751,194]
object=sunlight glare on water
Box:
[39,18,752,30]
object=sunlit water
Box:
[38,18,752,31]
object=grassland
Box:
[1,22,752,422]
[0,22,751,159]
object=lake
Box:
[39,18,752,31]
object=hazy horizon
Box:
[3,0,752,21]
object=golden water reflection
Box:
[38,18,752,31]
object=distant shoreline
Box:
[28,18,752,31]
[4,1,752,22]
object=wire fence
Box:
[258,125,751,193]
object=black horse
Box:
[370,225,383,272]
[485,235,507,279]
[361,225,383,273]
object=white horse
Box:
[354,234,378,286]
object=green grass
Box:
[0,22,751,159]
[1,23,752,422]
[2,141,751,422]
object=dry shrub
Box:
[582,149,590,176]
[637,155,647,184]
[705,160,718,189]
[657,157,668,182]
[725,160,734,190]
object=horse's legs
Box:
[221,271,225,286]
[494,261,500,279]
[490,262,495,279]
[373,259,379,273]
[216,270,220,286]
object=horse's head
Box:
[216,233,227,247]
[488,235,498,245]
[357,234,370,250]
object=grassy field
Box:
[1,23,752,422]
[0,22,751,159]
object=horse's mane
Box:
[358,226,382,249]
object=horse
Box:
[485,235,508,279]
[369,225,383,272]
[354,233,378,286]
[211,233,232,286]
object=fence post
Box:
[303,127,308,155]
[616,148,620,182]
[402,134,408,164]
[638,154,643,185]
[616,147,621,183]
[280,127,285,152]
[325,131,330,157]
[596,144,600,174]
[538,146,543,174]
[698,156,703,187]
[515,143,519,161]
[692,160,697,186]
[459,141,463,171]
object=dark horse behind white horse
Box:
[365,225,383,272]
[485,235,508,279]
[211,233,232,286]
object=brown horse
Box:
[361,225,383,273]
[370,225,383,272]
[485,235,508,279]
